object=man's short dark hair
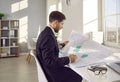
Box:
[49,11,66,22]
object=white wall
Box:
[0,0,46,52]
[62,0,83,41]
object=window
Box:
[103,0,120,47]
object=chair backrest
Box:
[31,52,48,82]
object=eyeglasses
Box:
[88,66,107,75]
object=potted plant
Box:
[0,13,5,19]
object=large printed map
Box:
[60,31,114,67]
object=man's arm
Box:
[58,41,69,49]
[40,35,70,68]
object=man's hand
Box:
[69,54,77,63]
[64,41,69,45]
[58,41,69,49]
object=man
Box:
[36,11,83,82]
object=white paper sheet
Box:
[60,31,114,67]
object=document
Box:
[60,31,114,67]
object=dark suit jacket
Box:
[36,26,82,82]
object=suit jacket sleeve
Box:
[40,35,70,68]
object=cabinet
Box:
[0,20,19,58]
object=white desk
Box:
[69,53,120,82]
[70,64,120,82]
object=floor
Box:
[0,54,88,82]
[0,55,38,82]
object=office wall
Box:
[0,0,46,52]
[62,0,83,41]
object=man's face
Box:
[54,20,64,33]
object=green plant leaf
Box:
[0,13,5,17]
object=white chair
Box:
[30,51,48,82]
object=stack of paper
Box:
[60,31,114,67]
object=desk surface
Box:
[70,64,120,82]
[69,53,120,82]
